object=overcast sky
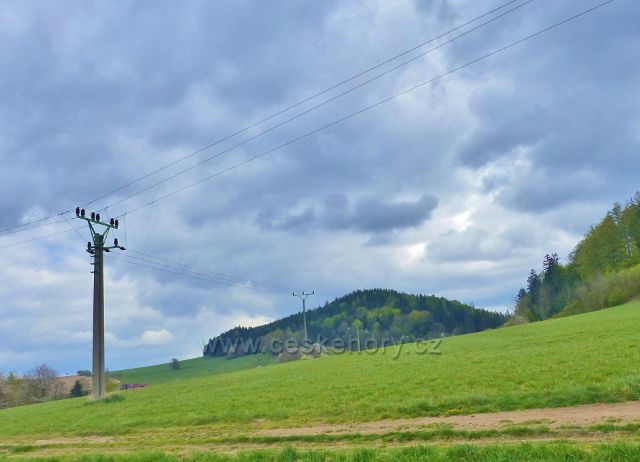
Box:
[1,0,638,374]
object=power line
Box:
[117,0,614,218]
[0,0,531,236]
[0,225,84,252]
[121,253,287,292]
[0,216,72,238]
[122,215,128,249]
[107,253,289,293]
[82,0,526,210]
[62,214,86,242]
[0,0,533,234]
[0,218,288,295]
[96,0,534,213]
[126,249,290,291]
[0,211,71,237]
[123,252,288,291]
[0,0,615,246]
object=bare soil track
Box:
[258,400,640,436]
[5,401,639,458]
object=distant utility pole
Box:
[292,291,314,343]
[75,207,125,401]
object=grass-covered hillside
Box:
[114,354,276,386]
[1,301,639,441]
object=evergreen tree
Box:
[513,192,640,320]
[70,380,85,398]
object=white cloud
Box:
[138,329,173,346]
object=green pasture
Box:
[114,354,277,385]
[0,302,639,441]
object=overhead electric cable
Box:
[120,253,287,291]
[107,253,288,293]
[126,249,290,291]
[82,0,526,210]
[97,0,534,212]
[63,214,86,241]
[0,225,84,252]
[0,211,71,237]
[0,0,532,234]
[0,0,615,247]
[0,216,72,238]
[116,0,614,218]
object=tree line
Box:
[0,364,90,409]
[514,193,640,321]
[204,289,506,357]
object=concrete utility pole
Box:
[292,291,314,343]
[76,207,125,400]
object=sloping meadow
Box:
[1,302,639,439]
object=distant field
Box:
[1,301,639,453]
[114,354,277,385]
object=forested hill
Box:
[514,192,640,321]
[204,289,506,357]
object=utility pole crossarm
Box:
[75,207,124,401]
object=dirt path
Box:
[7,401,639,459]
[258,401,640,436]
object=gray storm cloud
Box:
[0,0,636,372]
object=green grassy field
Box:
[3,443,640,462]
[114,354,277,385]
[1,301,639,459]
